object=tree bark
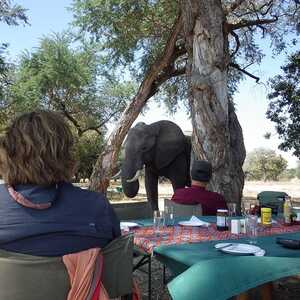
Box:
[89,15,183,192]
[182,0,245,209]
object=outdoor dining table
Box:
[128,216,300,300]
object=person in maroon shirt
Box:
[171,160,227,215]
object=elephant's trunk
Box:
[121,162,142,198]
[127,169,142,182]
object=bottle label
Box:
[261,211,271,225]
[217,216,226,227]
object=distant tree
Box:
[3,34,134,135]
[279,168,297,181]
[0,0,28,100]
[74,132,103,180]
[296,161,300,179]
[267,51,300,158]
[244,148,288,181]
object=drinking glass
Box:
[164,205,175,226]
[241,202,251,217]
[227,203,237,217]
[153,210,165,236]
[245,214,258,244]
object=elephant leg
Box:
[145,167,159,211]
[167,153,189,192]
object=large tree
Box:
[267,50,300,158]
[72,0,300,208]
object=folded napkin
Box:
[189,216,210,227]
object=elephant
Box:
[121,120,191,210]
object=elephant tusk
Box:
[126,169,142,183]
[111,170,121,179]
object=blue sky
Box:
[1,0,298,167]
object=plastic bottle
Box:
[283,196,292,225]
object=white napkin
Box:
[189,216,210,227]
[120,222,140,230]
[254,249,266,256]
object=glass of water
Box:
[245,214,258,244]
[153,210,165,236]
[164,205,175,226]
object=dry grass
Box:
[109,179,300,204]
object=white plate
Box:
[215,243,262,255]
[178,220,209,227]
[120,222,140,229]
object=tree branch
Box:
[228,16,278,31]
[230,30,240,57]
[225,0,246,15]
[89,13,184,191]
[230,62,260,82]
[59,101,83,136]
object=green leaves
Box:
[267,51,300,158]
[3,33,135,136]
[71,0,178,74]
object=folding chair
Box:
[257,191,288,214]
[113,201,152,300]
[164,198,202,217]
[0,234,134,300]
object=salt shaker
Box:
[231,219,240,234]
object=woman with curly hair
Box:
[0,110,120,256]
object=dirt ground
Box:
[117,180,300,300]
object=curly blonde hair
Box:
[0,110,76,185]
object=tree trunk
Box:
[89,16,183,192]
[182,0,245,210]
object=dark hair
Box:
[0,110,76,185]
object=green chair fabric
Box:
[102,233,134,298]
[168,256,300,300]
[257,191,288,213]
[0,249,69,300]
[113,201,152,220]
[0,234,134,300]
[164,198,202,217]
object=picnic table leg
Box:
[235,282,273,300]
[260,282,273,300]
[148,255,152,300]
[236,292,250,300]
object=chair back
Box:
[113,201,152,220]
[0,249,69,300]
[257,191,288,214]
[0,234,134,299]
[164,198,202,217]
[102,234,134,298]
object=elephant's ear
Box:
[152,122,186,169]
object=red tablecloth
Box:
[131,222,300,253]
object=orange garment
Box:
[63,248,109,300]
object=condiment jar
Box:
[216,209,228,231]
[261,207,272,226]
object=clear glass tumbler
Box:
[153,210,165,236]
[245,214,258,244]
[228,203,237,217]
[164,206,175,226]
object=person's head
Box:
[191,160,212,186]
[0,110,76,186]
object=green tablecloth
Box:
[154,232,300,300]
[167,256,300,300]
